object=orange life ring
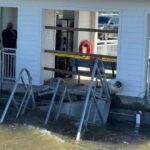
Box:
[79,40,93,54]
[79,40,93,73]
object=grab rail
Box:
[76,58,111,141]
[0,68,35,123]
[38,77,72,125]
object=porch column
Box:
[41,9,56,84]
[74,11,98,53]
[17,7,42,85]
[117,10,147,97]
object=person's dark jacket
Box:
[2,28,17,48]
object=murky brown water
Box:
[0,121,150,150]
[0,123,100,150]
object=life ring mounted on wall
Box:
[79,40,93,54]
[79,40,93,73]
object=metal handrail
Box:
[3,48,16,51]
[0,68,35,123]
[43,78,72,125]
[76,58,111,141]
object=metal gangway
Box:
[0,68,35,123]
[38,78,72,125]
[76,58,111,141]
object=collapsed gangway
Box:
[43,50,112,140]
[0,51,113,141]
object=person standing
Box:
[2,22,17,48]
[1,22,17,79]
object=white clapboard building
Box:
[0,0,150,99]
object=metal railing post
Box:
[76,59,98,141]
[0,68,35,123]
[76,58,111,141]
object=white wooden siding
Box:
[117,10,147,97]
[42,9,56,83]
[18,6,42,85]
[0,0,149,97]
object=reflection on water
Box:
[0,121,150,150]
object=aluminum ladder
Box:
[38,78,72,125]
[0,68,35,123]
[76,58,111,141]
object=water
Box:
[0,124,100,150]
[0,97,149,150]
[0,121,150,150]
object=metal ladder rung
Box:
[38,90,55,97]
